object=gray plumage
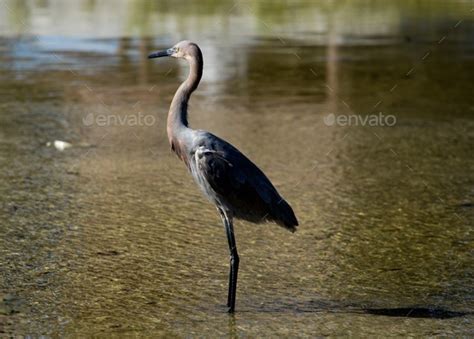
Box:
[148,40,298,313]
[189,130,298,231]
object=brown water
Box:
[1,0,473,336]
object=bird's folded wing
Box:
[197,146,276,208]
[195,138,298,230]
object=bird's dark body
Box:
[149,40,298,313]
[182,130,298,231]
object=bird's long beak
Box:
[148,48,173,59]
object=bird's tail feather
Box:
[271,198,298,232]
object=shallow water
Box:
[1,0,473,336]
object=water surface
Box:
[0,0,473,336]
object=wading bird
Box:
[148,41,298,313]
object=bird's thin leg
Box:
[227,249,234,308]
[218,207,239,313]
[225,215,239,313]
[218,208,233,307]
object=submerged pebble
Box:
[46,140,72,151]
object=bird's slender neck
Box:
[167,50,203,146]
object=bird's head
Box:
[148,40,200,61]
